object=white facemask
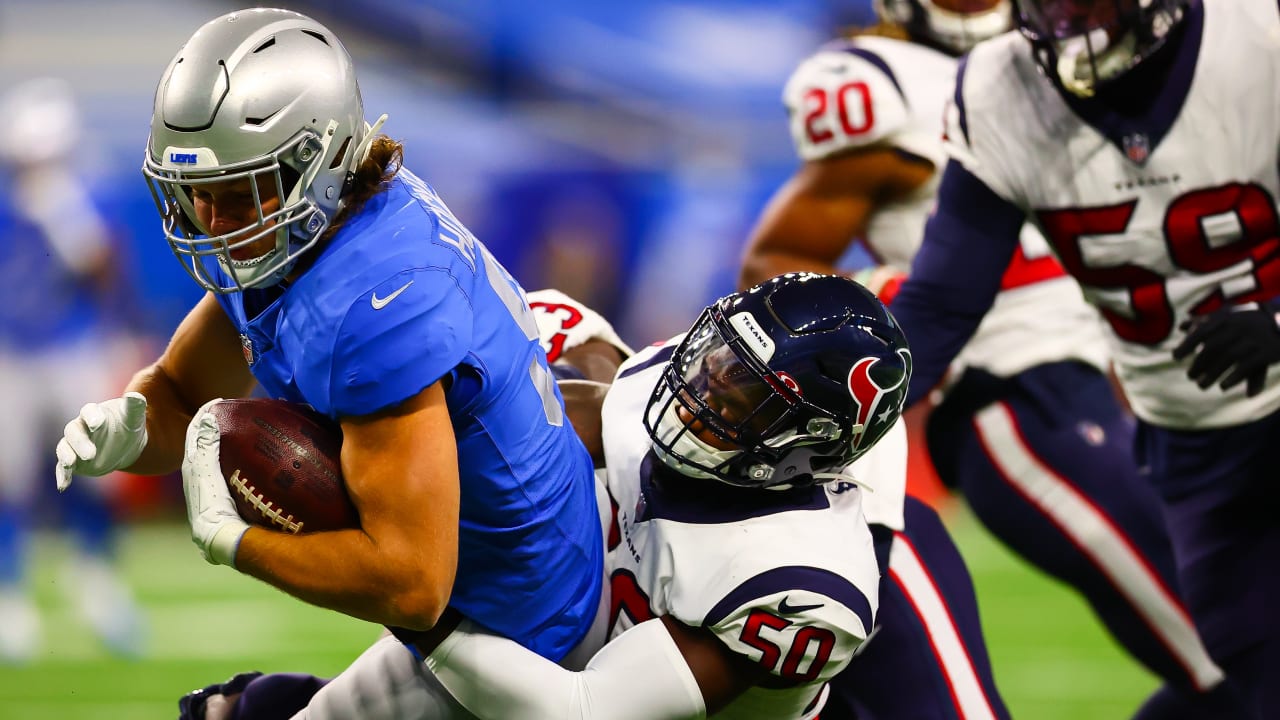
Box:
[215,225,295,290]
[649,398,742,480]
[1053,26,1139,97]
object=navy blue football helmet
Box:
[645,272,913,490]
[1015,0,1189,97]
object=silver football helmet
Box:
[876,0,1013,55]
[142,8,380,293]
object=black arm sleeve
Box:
[889,161,1026,407]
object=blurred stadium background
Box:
[0,0,1160,716]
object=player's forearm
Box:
[122,363,196,475]
[126,293,257,475]
[234,525,456,629]
[427,618,706,720]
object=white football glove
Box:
[182,400,249,568]
[55,392,149,492]
[527,288,633,363]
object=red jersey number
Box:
[804,82,874,146]
[739,609,836,683]
[609,570,655,628]
[1036,182,1280,345]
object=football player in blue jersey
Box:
[887,0,1278,715]
[176,279,1008,720]
[181,275,922,720]
[52,5,606,700]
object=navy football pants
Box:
[825,496,1012,720]
[925,362,1236,717]
[1136,408,1280,720]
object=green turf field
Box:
[0,507,1158,719]
[944,503,1158,718]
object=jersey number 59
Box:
[1037,182,1280,345]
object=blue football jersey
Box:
[212,169,602,661]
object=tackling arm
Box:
[426,616,766,719]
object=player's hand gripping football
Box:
[1173,300,1280,397]
[182,400,249,568]
[54,391,149,492]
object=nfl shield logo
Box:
[1123,133,1150,165]
[240,334,255,366]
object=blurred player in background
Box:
[740,1,1235,716]
[0,77,146,662]
[887,0,1278,715]
[53,5,605,701]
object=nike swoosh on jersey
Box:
[777,596,824,614]
[371,280,414,310]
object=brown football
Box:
[210,398,358,534]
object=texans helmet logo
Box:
[846,351,910,444]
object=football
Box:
[210,398,359,534]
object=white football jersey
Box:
[945,0,1280,428]
[600,342,882,720]
[784,35,1109,380]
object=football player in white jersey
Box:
[888,0,1277,716]
[741,1,1235,717]
[535,284,1012,720]
[182,275,894,719]
[178,279,1011,720]
[423,273,899,719]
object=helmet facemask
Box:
[644,308,853,490]
[143,128,334,293]
[1017,0,1186,97]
